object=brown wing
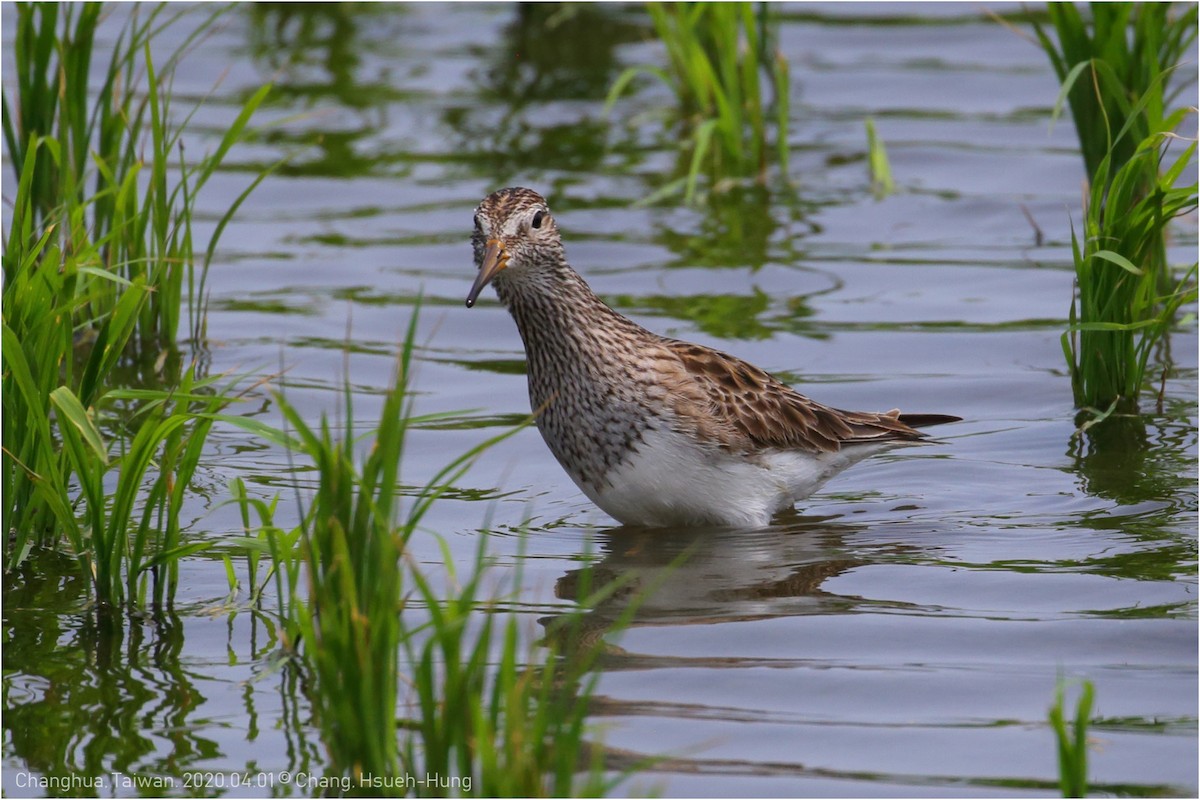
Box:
[658,339,934,454]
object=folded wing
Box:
[660,340,958,454]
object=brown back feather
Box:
[660,339,940,454]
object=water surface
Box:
[3,3,1196,797]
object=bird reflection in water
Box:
[537,514,926,670]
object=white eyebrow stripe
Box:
[500,210,531,238]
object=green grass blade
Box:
[48,386,109,466]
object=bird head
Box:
[466,187,563,308]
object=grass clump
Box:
[607,1,791,204]
[232,312,619,796]
[2,3,271,600]
[3,3,272,350]
[402,537,612,798]
[3,167,251,605]
[1034,4,1196,188]
[3,227,230,604]
[1049,679,1095,798]
[1062,134,1196,420]
[1032,3,1198,417]
[282,364,409,783]
[234,317,436,783]
[25,363,247,609]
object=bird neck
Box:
[494,261,634,347]
[491,257,666,495]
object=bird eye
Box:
[531,210,546,230]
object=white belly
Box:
[564,426,891,528]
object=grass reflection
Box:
[1068,411,1197,513]
[3,554,213,792]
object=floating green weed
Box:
[1049,679,1095,798]
[607,1,790,204]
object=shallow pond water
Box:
[3,2,1197,797]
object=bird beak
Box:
[466,239,508,308]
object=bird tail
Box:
[896,413,962,429]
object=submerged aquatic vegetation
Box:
[2,3,272,591]
[606,1,791,203]
[1031,2,1198,417]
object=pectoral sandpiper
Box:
[466,187,959,528]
